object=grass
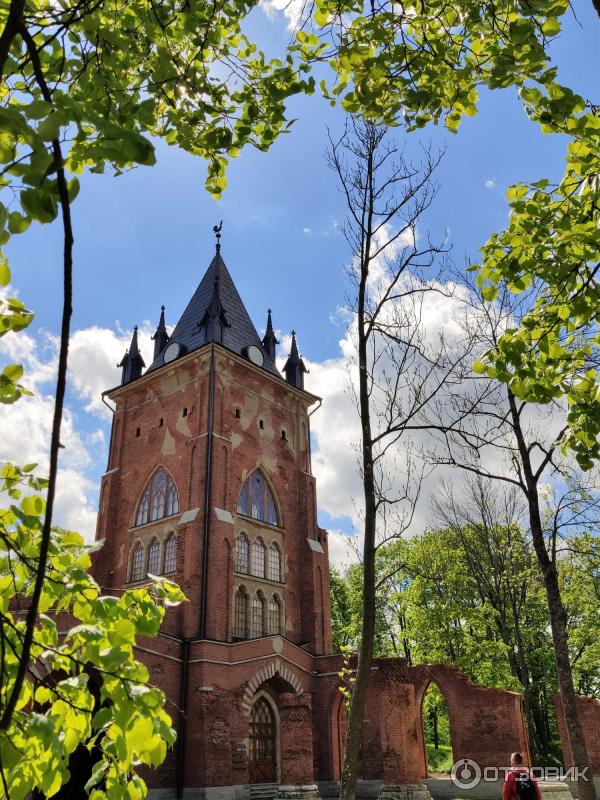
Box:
[426,743,454,775]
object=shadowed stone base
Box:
[378,784,433,800]
[276,785,320,800]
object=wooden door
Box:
[249,698,277,784]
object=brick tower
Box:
[94,241,336,798]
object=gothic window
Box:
[147,539,160,575]
[252,538,266,578]
[252,594,266,639]
[135,468,179,526]
[235,533,249,573]
[268,543,281,582]
[268,596,281,635]
[163,533,177,574]
[130,542,145,582]
[236,470,279,526]
[234,587,248,639]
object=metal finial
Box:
[291,329,296,337]
[134,324,138,331]
[213,220,223,252]
[161,305,165,312]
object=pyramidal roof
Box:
[148,250,279,376]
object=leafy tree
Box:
[296,5,599,795]
[326,119,471,800]
[0,3,309,794]
[0,464,185,798]
[330,520,600,766]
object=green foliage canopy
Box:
[0,463,186,798]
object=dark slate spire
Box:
[118,326,146,384]
[262,308,279,362]
[151,305,169,361]
[147,249,280,376]
[198,274,231,343]
[283,330,308,390]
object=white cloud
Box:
[68,323,153,416]
[259,0,306,28]
[303,227,312,235]
[0,332,99,540]
[485,177,496,189]
[0,307,154,541]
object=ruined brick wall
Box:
[555,695,600,774]
[410,663,530,773]
[310,657,530,785]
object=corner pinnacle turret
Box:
[118,325,146,385]
[283,330,308,390]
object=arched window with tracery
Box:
[252,538,266,578]
[163,533,177,573]
[235,533,249,573]
[268,596,281,635]
[135,468,179,526]
[234,587,249,639]
[130,542,145,582]
[147,539,160,575]
[268,543,281,582]
[236,470,279,526]
[252,594,266,638]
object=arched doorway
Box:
[421,682,452,777]
[249,696,278,784]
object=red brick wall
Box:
[309,657,530,785]
[555,694,600,774]
[410,663,530,772]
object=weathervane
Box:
[213,220,223,253]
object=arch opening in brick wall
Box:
[419,679,453,778]
[242,661,303,713]
[329,689,347,782]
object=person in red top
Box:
[503,752,542,800]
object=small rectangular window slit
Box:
[182,408,188,417]
[135,427,141,437]
[159,418,164,427]
[235,408,241,419]
[259,419,264,429]
[281,430,287,441]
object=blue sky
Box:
[1,3,598,555]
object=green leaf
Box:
[0,259,10,286]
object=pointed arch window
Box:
[130,542,145,582]
[268,596,281,635]
[135,468,179,526]
[235,533,249,573]
[236,471,279,526]
[163,533,177,574]
[234,587,249,639]
[252,594,266,639]
[268,543,281,582]
[252,538,266,578]
[147,539,160,575]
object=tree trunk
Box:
[432,708,439,750]
[508,392,596,800]
[339,167,377,800]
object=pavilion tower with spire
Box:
[93,231,334,799]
